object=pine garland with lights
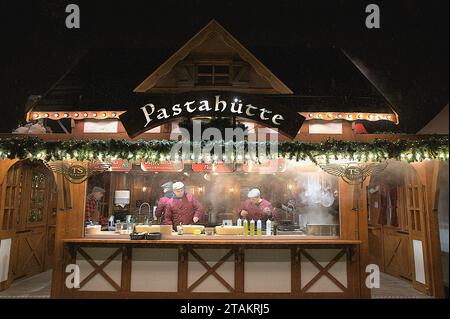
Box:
[0,136,448,164]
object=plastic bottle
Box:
[256,219,262,236]
[266,219,272,236]
[237,218,242,227]
[243,219,249,236]
[250,219,255,236]
[108,215,114,228]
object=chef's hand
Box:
[240,210,248,218]
[193,216,199,223]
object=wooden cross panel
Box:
[76,247,122,291]
[187,248,235,293]
[300,248,348,294]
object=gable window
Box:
[196,64,230,86]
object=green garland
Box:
[0,136,448,164]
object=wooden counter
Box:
[55,235,363,299]
[64,234,361,246]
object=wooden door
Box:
[0,162,24,289]
[12,229,46,279]
[383,228,411,279]
[367,182,412,280]
[6,163,56,280]
[405,167,431,294]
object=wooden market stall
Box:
[0,20,447,298]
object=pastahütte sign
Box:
[120,92,305,139]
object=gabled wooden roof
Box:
[26,20,400,130]
[133,20,293,94]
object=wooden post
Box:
[51,165,87,298]
[358,179,371,298]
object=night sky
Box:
[1,0,448,133]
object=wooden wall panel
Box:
[51,166,87,297]
[339,180,357,240]
[368,227,383,268]
[412,161,445,298]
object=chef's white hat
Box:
[247,188,261,198]
[173,181,185,190]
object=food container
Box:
[176,225,205,234]
[130,233,146,240]
[135,225,161,233]
[134,224,172,235]
[144,233,162,240]
[85,225,102,235]
[215,225,244,235]
[119,223,130,235]
[159,225,173,236]
[306,224,339,236]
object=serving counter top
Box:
[63,233,361,245]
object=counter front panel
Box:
[56,238,361,298]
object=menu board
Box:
[89,159,132,172]
[242,159,287,173]
[191,162,235,173]
[140,161,184,172]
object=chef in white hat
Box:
[155,181,175,221]
[239,188,273,221]
[163,181,205,229]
